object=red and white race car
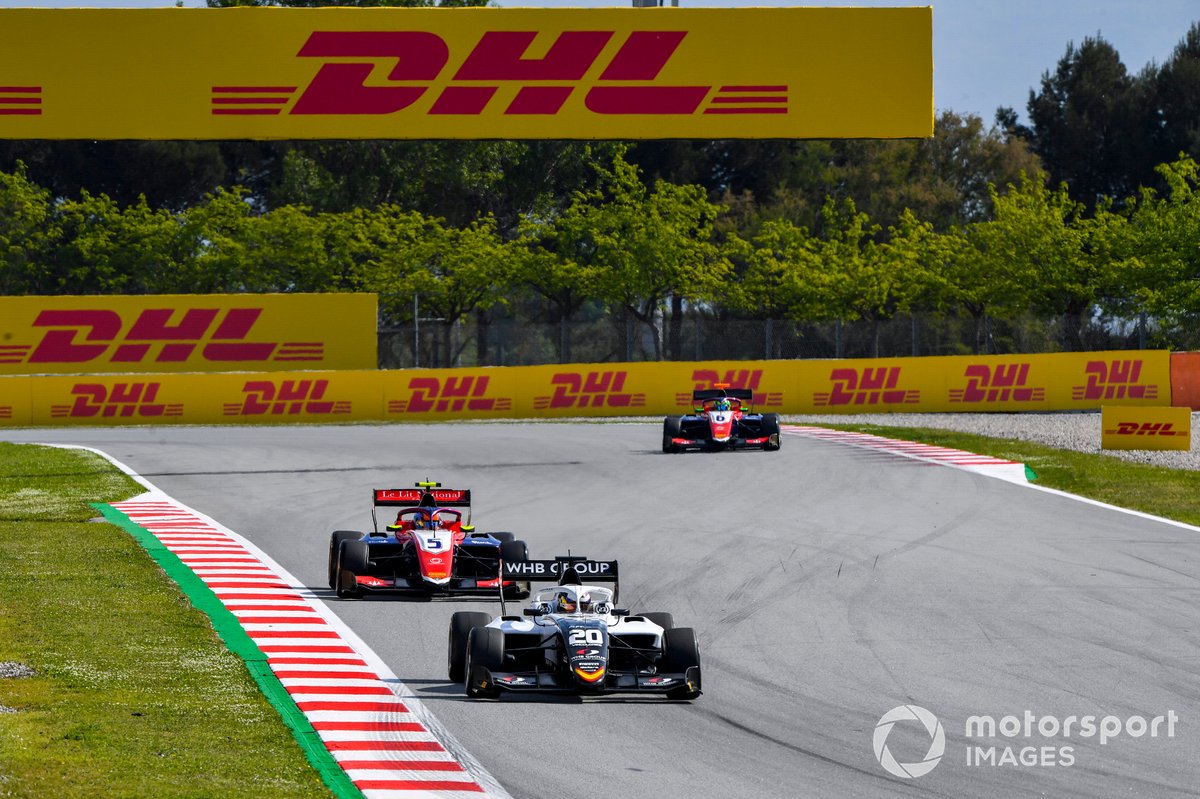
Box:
[662,387,781,453]
[328,481,531,599]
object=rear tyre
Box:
[335,540,369,599]
[490,532,516,543]
[327,531,362,588]
[663,416,683,453]
[642,612,674,631]
[448,611,492,682]
[465,627,505,699]
[662,627,702,700]
[500,539,531,598]
[761,413,781,452]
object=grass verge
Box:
[826,424,1200,527]
[0,442,334,799]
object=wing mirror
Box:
[611,608,630,617]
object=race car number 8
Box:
[569,629,603,645]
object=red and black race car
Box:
[328,481,531,599]
[662,386,781,453]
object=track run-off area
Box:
[4,421,1199,799]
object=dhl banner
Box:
[0,351,1173,427]
[0,7,932,140]
[1101,406,1191,451]
[0,294,377,375]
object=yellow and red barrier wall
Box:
[0,350,1178,427]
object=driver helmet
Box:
[578,591,594,613]
[411,509,432,530]
[714,397,731,411]
[557,592,577,613]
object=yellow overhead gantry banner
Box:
[0,7,932,140]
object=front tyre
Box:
[465,627,504,699]
[663,416,683,453]
[662,627,702,700]
[327,531,362,588]
[448,611,492,682]
[761,413,781,452]
[335,539,369,599]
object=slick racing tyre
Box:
[490,532,516,543]
[663,416,683,453]
[642,612,674,631]
[465,627,505,699]
[500,539,531,598]
[335,539,369,599]
[448,611,492,682]
[327,531,362,588]
[662,627,702,700]
[761,413,782,452]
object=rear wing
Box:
[693,387,753,402]
[371,482,471,530]
[499,556,619,613]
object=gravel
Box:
[787,411,1200,471]
[0,662,34,679]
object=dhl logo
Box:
[50,382,183,419]
[0,308,323,367]
[949,363,1046,404]
[812,367,920,407]
[533,371,646,410]
[1072,360,1158,401]
[223,379,351,416]
[0,85,40,116]
[388,376,512,414]
[0,405,13,419]
[675,369,783,407]
[1104,422,1188,437]
[212,30,786,118]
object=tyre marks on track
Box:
[108,494,507,799]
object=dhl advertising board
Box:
[0,294,377,375]
[799,351,1171,413]
[5,371,383,427]
[0,351,1173,428]
[0,7,932,140]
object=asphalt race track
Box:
[5,422,1199,798]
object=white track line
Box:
[49,444,512,799]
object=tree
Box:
[1026,35,1152,207]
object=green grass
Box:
[0,443,334,799]
[825,424,1200,527]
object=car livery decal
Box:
[100,488,510,799]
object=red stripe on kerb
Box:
[203,581,291,588]
[284,685,394,695]
[0,97,40,104]
[327,741,445,752]
[0,110,40,115]
[250,630,341,639]
[274,670,378,680]
[339,759,463,771]
[212,109,283,115]
[257,645,355,653]
[355,781,483,792]
[296,701,408,712]
[312,721,427,732]
[226,605,314,612]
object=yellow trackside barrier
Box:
[0,7,931,141]
[21,371,383,427]
[0,294,377,375]
[797,351,1171,414]
[0,351,1174,428]
[1101,406,1191,451]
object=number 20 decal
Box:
[569,629,603,646]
